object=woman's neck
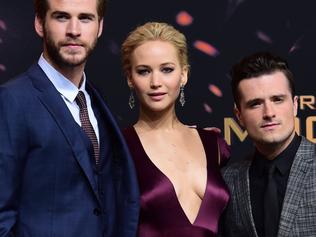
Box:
[135,106,182,131]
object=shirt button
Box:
[93,208,101,216]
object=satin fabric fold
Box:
[123,127,230,236]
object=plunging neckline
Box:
[130,126,210,225]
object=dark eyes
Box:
[135,67,174,76]
[247,96,285,108]
[272,96,284,103]
[54,14,94,23]
[161,67,174,73]
[248,101,261,108]
[136,69,150,76]
[79,16,94,23]
[55,14,69,22]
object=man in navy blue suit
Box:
[0,0,139,236]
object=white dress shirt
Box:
[38,55,99,143]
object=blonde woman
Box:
[122,22,230,236]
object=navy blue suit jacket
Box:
[0,65,139,237]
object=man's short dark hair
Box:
[230,51,295,109]
[33,0,107,21]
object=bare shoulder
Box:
[181,125,206,143]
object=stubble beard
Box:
[253,125,296,153]
[43,28,98,68]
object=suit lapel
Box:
[86,82,139,197]
[28,65,100,204]
[278,137,314,235]
[85,82,123,184]
[235,160,258,237]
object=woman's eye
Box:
[161,67,174,73]
[136,69,150,75]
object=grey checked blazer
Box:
[219,137,316,237]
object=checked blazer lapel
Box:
[235,160,258,237]
[28,64,101,205]
[278,137,314,236]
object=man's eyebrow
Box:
[78,13,97,19]
[51,11,69,16]
[50,11,96,19]
[270,94,286,98]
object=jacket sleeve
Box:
[0,86,28,236]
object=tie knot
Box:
[76,91,87,109]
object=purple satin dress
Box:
[123,127,230,237]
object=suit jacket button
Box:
[93,208,101,216]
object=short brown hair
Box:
[121,22,190,77]
[33,0,107,21]
[230,51,295,109]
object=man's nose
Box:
[66,19,81,37]
[263,102,276,119]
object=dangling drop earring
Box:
[128,88,135,109]
[179,85,185,106]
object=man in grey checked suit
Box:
[220,52,316,237]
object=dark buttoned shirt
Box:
[249,134,301,237]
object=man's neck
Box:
[256,132,296,160]
[57,66,85,88]
[43,54,85,88]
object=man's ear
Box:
[34,15,44,38]
[293,95,298,117]
[234,105,245,127]
[97,18,104,38]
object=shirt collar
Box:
[38,54,87,103]
[253,134,301,176]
